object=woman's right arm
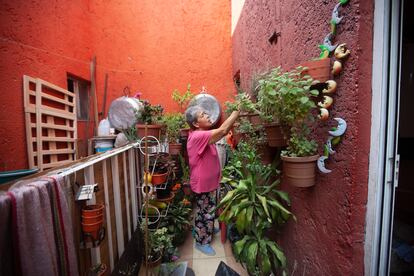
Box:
[209,110,240,144]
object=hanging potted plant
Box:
[172,84,195,140]
[136,100,164,140]
[256,68,292,147]
[161,113,188,155]
[300,57,331,82]
[272,66,320,187]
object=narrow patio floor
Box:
[139,221,249,276]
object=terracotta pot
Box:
[82,214,103,224]
[257,143,278,165]
[82,220,103,240]
[169,143,182,155]
[263,122,288,147]
[151,172,168,185]
[281,155,319,187]
[82,204,104,218]
[180,128,190,139]
[156,191,175,203]
[301,58,331,82]
[136,124,163,140]
[249,114,262,125]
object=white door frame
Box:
[365,0,403,275]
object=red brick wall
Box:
[0,0,234,170]
[232,0,373,274]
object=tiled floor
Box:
[139,222,249,276]
[178,225,248,276]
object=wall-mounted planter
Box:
[136,124,163,140]
[281,154,319,187]
[301,58,331,82]
[263,122,288,147]
[180,128,190,139]
[168,143,182,155]
[82,204,104,217]
[81,220,104,240]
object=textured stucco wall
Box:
[0,0,233,170]
[0,0,92,170]
[232,0,373,275]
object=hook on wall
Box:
[268,31,281,45]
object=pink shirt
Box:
[187,130,221,193]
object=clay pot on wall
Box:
[263,122,288,147]
[81,204,105,241]
[281,155,319,187]
[168,143,182,155]
[180,128,190,140]
[136,124,163,140]
[301,58,331,82]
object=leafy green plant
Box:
[141,224,173,261]
[161,113,187,143]
[225,91,257,115]
[160,201,192,246]
[136,100,164,124]
[234,227,287,276]
[257,66,319,157]
[172,84,195,112]
[217,142,293,275]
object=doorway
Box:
[390,1,414,274]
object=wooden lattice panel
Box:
[23,75,77,171]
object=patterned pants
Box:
[194,191,216,245]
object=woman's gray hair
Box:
[185,105,203,129]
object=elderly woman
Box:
[184,105,240,255]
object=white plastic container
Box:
[98,118,111,136]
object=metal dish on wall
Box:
[188,93,221,126]
[108,96,143,130]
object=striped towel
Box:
[7,175,78,276]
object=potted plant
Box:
[300,57,331,82]
[161,113,187,155]
[270,66,319,187]
[256,68,292,147]
[88,263,107,276]
[141,224,173,267]
[217,141,293,275]
[136,100,164,140]
[172,84,194,139]
[159,201,192,246]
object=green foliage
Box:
[136,100,164,124]
[282,127,318,157]
[218,141,292,275]
[257,66,319,157]
[122,125,138,142]
[225,92,257,115]
[178,154,190,183]
[161,113,187,143]
[172,84,195,112]
[159,201,192,246]
[234,228,287,276]
[140,224,173,261]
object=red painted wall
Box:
[0,0,233,170]
[232,0,373,275]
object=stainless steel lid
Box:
[188,93,221,126]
